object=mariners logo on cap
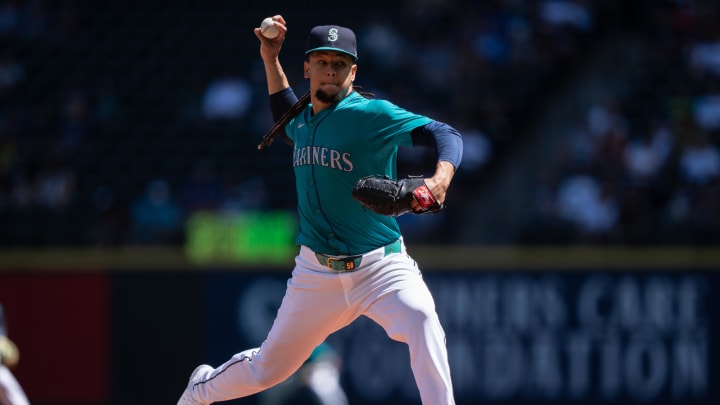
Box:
[305,25,358,60]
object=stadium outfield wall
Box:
[0,246,718,405]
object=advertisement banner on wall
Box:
[201,269,716,405]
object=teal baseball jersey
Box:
[286,92,432,255]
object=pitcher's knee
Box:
[253,369,290,389]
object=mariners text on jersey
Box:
[293,145,354,172]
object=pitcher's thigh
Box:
[364,265,440,342]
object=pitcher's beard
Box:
[315,86,350,104]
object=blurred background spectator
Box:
[0,302,30,405]
[130,179,183,245]
[0,0,718,247]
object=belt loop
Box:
[384,239,402,256]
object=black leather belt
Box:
[315,239,402,272]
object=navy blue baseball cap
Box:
[305,25,358,61]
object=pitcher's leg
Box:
[185,267,355,403]
[189,340,304,402]
[365,258,454,405]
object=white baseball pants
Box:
[190,239,454,404]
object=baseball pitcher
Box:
[178,15,463,405]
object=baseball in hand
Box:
[260,17,279,39]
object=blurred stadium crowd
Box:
[0,0,718,247]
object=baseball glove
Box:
[352,175,444,216]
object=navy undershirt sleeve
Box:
[411,120,464,169]
[269,87,299,122]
